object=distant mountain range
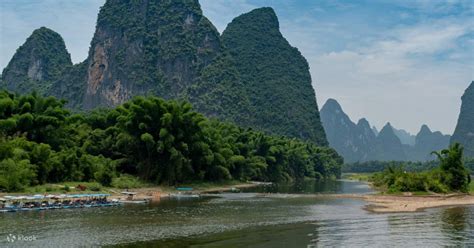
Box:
[1,0,327,146]
[320,98,451,162]
[392,128,415,146]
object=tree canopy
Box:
[0,91,342,191]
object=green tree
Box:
[0,90,344,190]
[432,143,471,192]
[0,159,35,191]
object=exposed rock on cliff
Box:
[82,0,222,108]
[320,99,375,162]
[2,27,72,94]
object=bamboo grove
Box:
[0,91,342,191]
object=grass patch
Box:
[1,178,248,195]
[18,182,110,194]
[469,179,473,194]
[111,174,150,189]
[376,191,432,196]
[410,191,432,196]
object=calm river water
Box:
[0,180,472,247]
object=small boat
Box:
[116,200,148,204]
[0,193,122,213]
[176,187,193,191]
[169,187,200,199]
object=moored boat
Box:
[168,187,200,199]
[0,193,122,213]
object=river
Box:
[0,180,472,247]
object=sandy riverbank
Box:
[109,182,263,200]
[257,191,474,213]
[327,192,474,213]
[362,194,474,213]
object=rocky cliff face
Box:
[392,128,416,146]
[82,0,222,108]
[371,123,407,161]
[2,27,72,94]
[50,0,251,124]
[221,7,327,145]
[411,125,450,160]
[320,99,375,162]
[451,81,474,157]
[320,99,361,162]
[3,1,329,145]
[356,118,377,161]
[49,61,89,108]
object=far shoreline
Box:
[257,190,474,213]
[2,179,472,213]
[255,176,474,213]
[0,181,265,201]
[341,173,474,212]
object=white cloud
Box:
[391,0,474,15]
[310,19,473,134]
[0,0,104,68]
[372,23,470,56]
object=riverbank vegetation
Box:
[11,179,253,195]
[343,159,474,173]
[370,143,471,193]
[342,173,372,182]
[0,91,342,192]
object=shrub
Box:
[94,163,115,187]
[88,182,102,191]
[370,144,471,194]
[432,143,470,192]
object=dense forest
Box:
[0,91,342,192]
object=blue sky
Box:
[1,0,473,134]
